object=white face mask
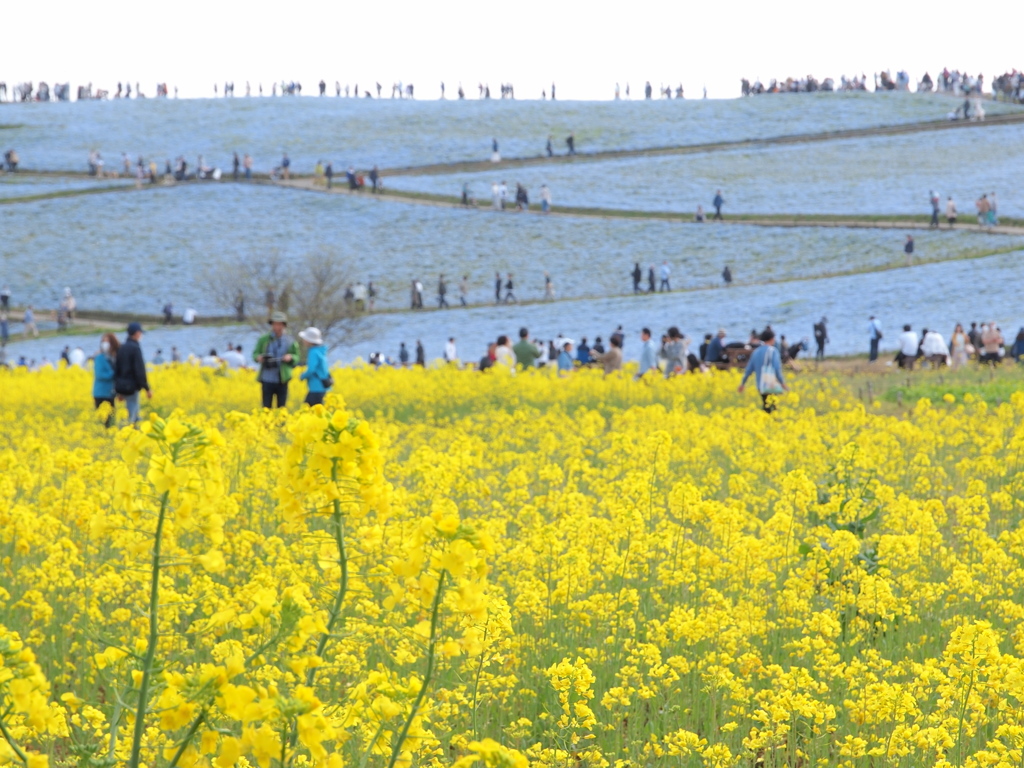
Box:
[100,341,110,353]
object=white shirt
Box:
[444,341,457,362]
[183,308,197,324]
[221,349,246,369]
[922,331,949,357]
[495,345,516,371]
[660,263,671,279]
[899,331,919,356]
[352,283,367,301]
[69,348,87,368]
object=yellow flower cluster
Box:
[2,362,1024,768]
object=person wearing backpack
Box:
[738,328,787,413]
[298,327,331,406]
[114,322,152,423]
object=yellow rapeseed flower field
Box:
[2,362,1024,768]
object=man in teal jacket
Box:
[253,311,300,408]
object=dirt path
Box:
[379,110,1024,176]
[275,178,1024,236]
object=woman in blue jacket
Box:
[92,333,118,426]
[298,327,331,406]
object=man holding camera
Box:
[253,311,300,408]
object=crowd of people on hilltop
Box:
[739,68,1022,101]
[742,76,844,95]
[0,81,176,101]
[0,79,565,102]
[2,82,73,101]
[991,71,1024,103]
[5,69,1023,103]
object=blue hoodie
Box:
[93,354,115,398]
[300,346,331,393]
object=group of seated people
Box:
[698,328,808,368]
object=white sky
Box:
[3,0,1021,100]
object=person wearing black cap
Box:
[114,321,151,423]
[253,311,299,408]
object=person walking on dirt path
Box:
[814,317,828,361]
[546,135,553,157]
[647,265,656,294]
[22,306,38,337]
[0,285,9,311]
[253,311,299,409]
[438,274,449,308]
[566,132,576,155]
[976,194,990,228]
[233,152,240,180]
[459,275,469,306]
[370,166,380,193]
[114,322,152,423]
[712,190,725,220]
[281,152,291,180]
[325,162,334,189]
[722,265,732,286]
[415,340,425,366]
[659,261,671,292]
[946,196,957,227]
[544,272,555,300]
[632,262,643,293]
[929,190,940,228]
[504,273,517,303]
[540,184,552,213]
[990,191,999,226]
[868,315,883,362]
[244,154,253,179]
[495,272,502,303]
[739,328,788,413]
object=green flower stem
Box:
[387,569,448,768]
[167,709,206,768]
[307,462,348,688]
[0,717,29,764]
[127,487,171,768]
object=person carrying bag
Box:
[738,328,788,413]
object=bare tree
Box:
[205,250,369,347]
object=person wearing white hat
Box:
[298,327,331,406]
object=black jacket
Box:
[115,338,149,395]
